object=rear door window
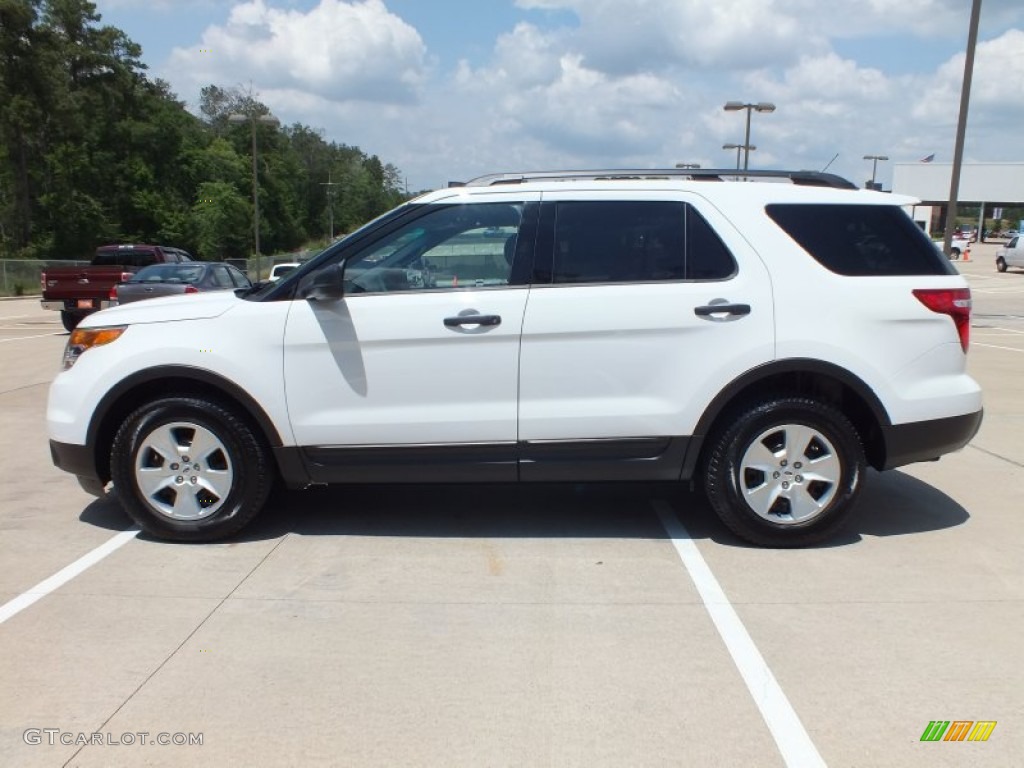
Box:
[535,201,735,284]
[767,204,956,276]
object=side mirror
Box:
[303,264,345,301]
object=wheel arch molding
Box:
[88,365,285,483]
[681,358,892,479]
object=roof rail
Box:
[462,168,858,190]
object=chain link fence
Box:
[1,253,322,296]
[0,260,90,297]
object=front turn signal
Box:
[62,326,127,370]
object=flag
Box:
[920,153,935,163]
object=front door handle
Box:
[694,302,751,318]
[444,314,502,327]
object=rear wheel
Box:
[60,311,80,332]
[997,256,1007,273]
[110,396,272,541]
[704,398,865,547]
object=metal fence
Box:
[0,260,91,297]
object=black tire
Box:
[950,248,960,260]
[110,396,273,541]
[996,257,1007,273]
[61,311,80,332]
[704,398,865,547]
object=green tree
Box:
[190,181,250,260]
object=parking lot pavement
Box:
[1,292,1022,767]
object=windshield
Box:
[94,249,156,267]
[129,264,205,283]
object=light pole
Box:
[320,172,341,241]
[723,143,755,170]
[228,111,280,280]
[863,154,888,189]
[723,101,775,171]
[943,0,983,257]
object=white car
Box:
[996,236,1023,272]
[48,169,982,547]
[934,236,971,259]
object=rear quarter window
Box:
[766,204,956,276]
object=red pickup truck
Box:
[41,244,194,330]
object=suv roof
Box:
[423,169,914,209]
[458,168,859,189]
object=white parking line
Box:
[974,343,1024,354]
[653,501,826,768]
[0,332,62,343]
[0,529,138,625]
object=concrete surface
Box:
[0,254,1021,767]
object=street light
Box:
[228,111,280,280]
[723,143,756,171]
[863,154,889,189]
[723,101,775,171]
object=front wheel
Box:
[996,257,1007,273]
[110,396,273,541]
[704,398,865,547]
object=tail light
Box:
[913,288,971,352]
[184,284,198,294]
[40,271,47,293]
[108,284,118,301]
[120,271,132,283]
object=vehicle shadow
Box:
[78,469,969,548]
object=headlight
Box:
[62,326,127,370]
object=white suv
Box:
[47,169,982,547]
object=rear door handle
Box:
[694,303,751,318]
[444,314,502,327]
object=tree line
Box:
[0,0,410,262]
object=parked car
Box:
[47,168,982,547]
[112,262,251,305]
[269,262,301,282]
[933,236,971,259]
[41,244,193,331]
[996,237,1023,273]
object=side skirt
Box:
[277,437,692,486]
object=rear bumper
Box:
[40,300,116,312]
[881,409,983,469]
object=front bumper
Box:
[49,439,101,483]
[881,409,983,469]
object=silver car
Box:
[113,263,251,305]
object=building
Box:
[892,162,1024,236]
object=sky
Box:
[91,0,1024,192]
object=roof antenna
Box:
[821,153,839,173]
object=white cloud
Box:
[164,0,428,104]
[141,0,1024,190]
[917,29,1024,120]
